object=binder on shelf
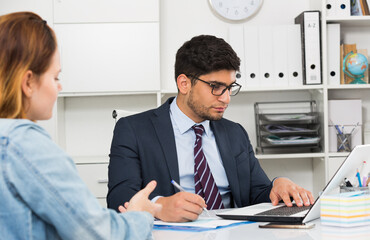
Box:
[244,25,260,87]
[295,11,322,85]
[360,0,370,15]
[327,0,351,17]
[351,0,363,16]
[340,44,345,84]
[327,24,341,86]
[334,0,351,17]
[287,25,303,86]
[228,26,246,87]
[326,0,336,17]
[273,25,289,86]
[258,25,274,86]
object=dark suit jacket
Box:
[107,97,272,211]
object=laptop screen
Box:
[217,145,370,223]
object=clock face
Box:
[209,0,263,22]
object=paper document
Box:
[154,215,252,232]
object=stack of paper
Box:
[154,217,252,232]
[321,191,370,227]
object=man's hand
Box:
[154,192,207,222]
[269,177,315,207]
[118,180,162,217]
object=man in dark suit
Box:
[108,35,314,222]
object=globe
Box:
[343,52,368,84]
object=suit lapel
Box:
[211,121,242,207]
[151,98,180,183]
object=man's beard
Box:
[187,90,224,121]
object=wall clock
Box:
[209,0,264,22]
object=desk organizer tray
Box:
[263,136,321,145]
[254,101,322,154]
[260,113,317,122]
[260,124,320,135]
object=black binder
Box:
[294,11,322,85]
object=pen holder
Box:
[337,133,351,152]
[340,186,370,193]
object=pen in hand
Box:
[171,180,210,216]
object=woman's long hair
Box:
[0,11,57,118]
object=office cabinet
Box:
[75,163,109,199]
[55,22,160,93]
[0,0,53,24]
[53,0,159,23]
[52,0,160,207]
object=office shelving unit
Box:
[3,0,369,203]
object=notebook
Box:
[217,144,370,223]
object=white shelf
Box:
[326,16,370,27]
[256,153,325,160]
[240,85,323,92]
[326,84,370,90]
[59,91,159,97]
[328,152,350,158]
[73,155,109,164]
[57,84,370,97]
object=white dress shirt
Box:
[168,97,232,207]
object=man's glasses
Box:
[188,75,242,96]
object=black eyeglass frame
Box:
[187,75,242,96]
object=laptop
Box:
[217,144,370,223]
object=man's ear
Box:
[176,74,191,95]
[21,70,35,98]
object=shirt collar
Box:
[170,97,210,136]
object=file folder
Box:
[295,11,322,85]
[326,0,336,17]
[273,25,289,86]
[244,26,260,87]
[287,25,303,86]
[258,25,274,86]
[228,26,246,87]
[326,0,350,17]
[334,0,351,17]
[327,24,340,86]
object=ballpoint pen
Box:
[337,122,360,151]
[334,125,346,151]
[171,180,210,216]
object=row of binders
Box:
[229,11,322,87]
[326,0,370,17]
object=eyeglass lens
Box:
[212,84,240,96]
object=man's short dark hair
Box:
[174,35,240,85]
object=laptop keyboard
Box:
[255,204,311,216]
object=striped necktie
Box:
[192,124,224,210]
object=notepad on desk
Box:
[153,217,252,232]
[321,191,370,227]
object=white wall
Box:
[160,0,316,91]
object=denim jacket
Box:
[0,119,153,240]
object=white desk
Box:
[152,218,370,240]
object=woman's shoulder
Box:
[0,119,52,148]
[0,118,47,135]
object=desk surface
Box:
[152,218,370,240]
